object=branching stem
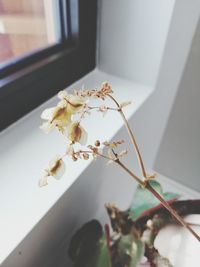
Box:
[108,94,147,178]
[107,93,200,242]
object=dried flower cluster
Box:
[75,82,113,99]
[39,82,129,186]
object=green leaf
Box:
[68,220,111,267]
[95,235,111,267]
[130,180,179,220]
[117,235,144,267]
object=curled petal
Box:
[52,107,69,122]
[67,122,88,145]
[66,144,74,156]
[79,127,88,146]
[40,105,71,133]
[49,157,66,180]
[57,100,67,108]
[38,171,49,187]
[58,90,68,100]
[67,95,86,114]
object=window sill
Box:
[0,68,154,264]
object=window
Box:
[0,0,61,65]
[0,0,97,131]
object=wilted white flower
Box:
[40,105,72,133]
[67,122,88,145]
[38,170,49,187]
[39,156,66,187]
[58,90,86,114]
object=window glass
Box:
[0,0,61,66]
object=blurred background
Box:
[0,0,59,65]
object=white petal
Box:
[79,127,88,145]
[66,144,74,156]
[41,107,55,120]
[38,175,48,187]
[53,160,66,180]
[49,155,60,168]
[69,95,86,107]
[57,100,67,108]
[58,90,68,99]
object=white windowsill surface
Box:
[0,69,155,264]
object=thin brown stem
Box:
[115,159,200,242]
[108,94,147,178]
[115,159,144,186]
[88,106,118,111]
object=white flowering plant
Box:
[39,82,200,267]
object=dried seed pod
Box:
[95,140,100,147]
[83,153,89,160]
[72,154,78,161]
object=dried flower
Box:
[39,156,65,187]
[67,122,88,145]
[40,105,72,133]
[83,153,89,160]
[103,140,125,149]
[38,171,49,187]
[58,90,86,114]
[95,140,101,147]
[75,82,113,100]
[87,145,100,158]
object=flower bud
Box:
[95,140,100,147]
[83,153,89,160]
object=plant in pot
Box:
[39,82,200,267]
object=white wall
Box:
[98,0,200,191]
[98,0,175,87]
[126,0,200,175]
[155,14,200,190]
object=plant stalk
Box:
[108,94,147,178]
[115,159,200,242]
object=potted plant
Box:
[39,82,200,267]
